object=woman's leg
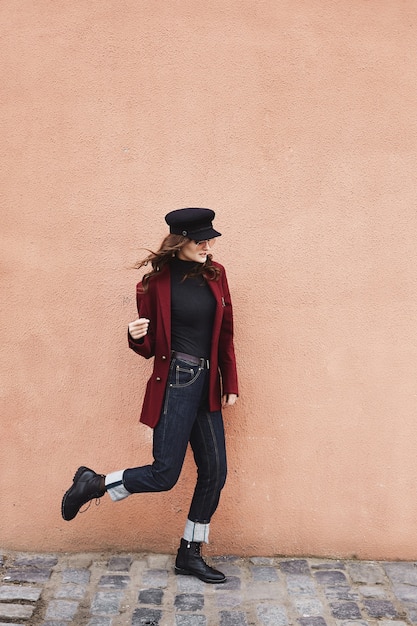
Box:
[185,408,227,540]
[116,364,210,498]
[62,357,209,519]
[174,408,227,584]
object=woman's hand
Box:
[222,393,237,408]
[128,317,150,340]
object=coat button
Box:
[161,355,167,360]
[156,377,161,381]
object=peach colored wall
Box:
[2,1,417,560]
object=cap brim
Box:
[189,227,221,240]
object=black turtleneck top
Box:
[170,257,216,359]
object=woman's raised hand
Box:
[222,393,237,408]
[128,318,150,340]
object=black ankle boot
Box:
[175,538,226,583]
[61,466,105,521]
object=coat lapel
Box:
[208,278,223,341]
[156,266,171,349]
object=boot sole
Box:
[61,466,90,521]
[174,566,227,584]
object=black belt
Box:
[171,351,210,369]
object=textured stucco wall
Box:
[2,1,417,559]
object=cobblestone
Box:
[44,599,79,621]
[5,566,52,584]
[54,582,86,599]
[219,610,248,625]
[256,604,289,625]
[175,615,206,626]
[90,590,124,615]
[250,565,279,581]
[363,598,399,618]
[138,587,164,604]
[0,584,41,601]
[329,600,362,619]
[293,597,324,616]
[108,555,133,571]
[98,573,130,588]
[347,562,386,584]
[174,593,204,611]
[142,568,169,588]
[3,551,417,624]
[62,568,91,584]
[87,619,112,626]
[280,559,310,575]
[132,606,163,624]
[0,602,34,620]
[298,617,327,626]
[286,574,317,596]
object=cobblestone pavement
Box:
[2,551,417,626]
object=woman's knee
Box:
[200,462,227,491]
[153,469,181,492]
[219,465,227,490]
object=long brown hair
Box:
[134,234,221,290]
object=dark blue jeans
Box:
[123,355,227,524]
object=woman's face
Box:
[177,238,216,264]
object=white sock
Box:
[105,470,131,502]
[183,519,210,543]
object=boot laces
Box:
[79,497,102,515]
[188,541,208,562]
[78,472,105,514]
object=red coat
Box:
[128,261,238,428]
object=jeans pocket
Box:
[162,360,204,415]
[174,364,201,387]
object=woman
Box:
[61,208,238,584]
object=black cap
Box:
[165,208,221,240]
